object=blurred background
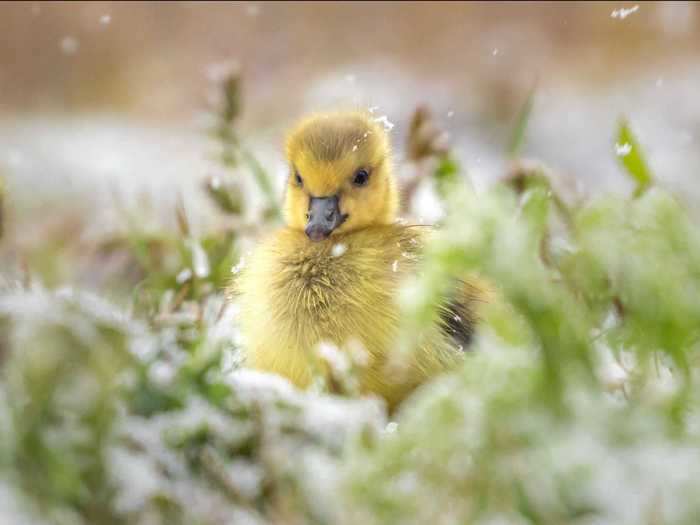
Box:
[2,1,700,280]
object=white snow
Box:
[176,268,193,284]
[615,142,632,156]
[318,342,350,374]
[373,115,395,131]
[60,36,79,55]
[392,260,399,272]
[100,14,112,25]
[149,360,177,386]
[601,361,628,390]
[611,5,639,19]
[189,240,211,278]
[231,256,246,274]
[331,243,347,257]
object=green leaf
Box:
[433,154,460,198]
[615,118,654,197]
[240,147,281,220]
[507,85,536,158]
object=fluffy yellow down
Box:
[231,111,487,408]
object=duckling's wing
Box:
[437,277,491,350]
[394,223,490,350]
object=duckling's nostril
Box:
[324,208,335,220]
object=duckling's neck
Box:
[274,224,422,292]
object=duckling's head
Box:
[283,111,399,241]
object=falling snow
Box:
[392,260,399,272]
[100,14,112,25]
[60,36,79,55]
[611,5,639,19]
[331,243,347,257]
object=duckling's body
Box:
[233,111,485,407]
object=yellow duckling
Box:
[232,111,486,408]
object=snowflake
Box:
[331,244,347,257]
[611,5,639,19]
[373,115,394,131]
[60,36,79,55]
[615,142,632,156]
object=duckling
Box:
[231,111,487,408]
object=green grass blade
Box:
[508,85,536,159]
[240,147,281,220]
[615,117,654,197]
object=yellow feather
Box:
[230,111,488,409]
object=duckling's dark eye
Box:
[294,171,303,187]
[352,169,369,187]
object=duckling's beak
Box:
[305,195,347,241]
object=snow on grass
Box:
[373,115,395,131]
[232,256,246,274]
[186,240,211,278]
[176,268,193,284]
[615,142,632,156]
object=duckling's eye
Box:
[352,169,369,187]
[294,171,303,187]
